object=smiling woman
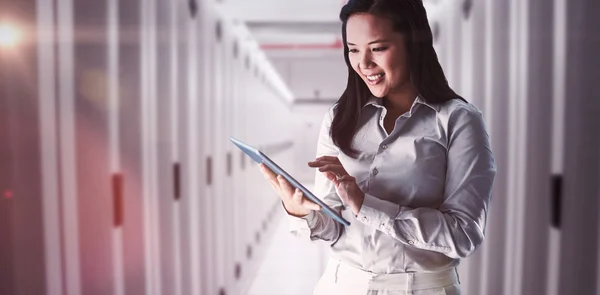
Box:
[333,0,464,156]
[259,0,496,294]
[346,14,411,100]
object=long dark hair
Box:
[331,0,464,158]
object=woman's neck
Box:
[384,85,418,115]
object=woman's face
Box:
[346,13,410,98]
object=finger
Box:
[259,164,285,196]
[293,189,321,211]
[277,175,294,195]
[259,164,277,179]
[261,166,281,189]
[263,170,281,192]
[318,164,348,177]
[315,156,340,163]
[260,164,279,183]
[267,181,282,196]
[323,171,341,186]
[308,156,340,166]
[307,161,323,167]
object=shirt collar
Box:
[363,96,383,108]
[414,96,441,112]
[363,95,441,113]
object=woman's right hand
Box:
[259,163,321,217]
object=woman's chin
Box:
[368,86,388,98]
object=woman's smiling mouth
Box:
[365,73,385,85]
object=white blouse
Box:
[288,96,496,273]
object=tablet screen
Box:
[230,137,350,227]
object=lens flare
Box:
[0,23,20,48]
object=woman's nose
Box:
[359,51,373,69]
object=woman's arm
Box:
[287,107,344,243]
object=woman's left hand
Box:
[308,156,365,215]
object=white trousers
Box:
[313,259,461,295]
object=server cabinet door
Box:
[117,1,146,293]
[0,1,46,294]
[479,0,510,294]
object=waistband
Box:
[326,258,460,291]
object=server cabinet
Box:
[0,1,46,295]
[37,0,64,294]
[200,3,218,295]
[479,0,510,294]
[117,0,147,293]
[154,0,182,294]
[72,0,116,294]
[461,1,486,293]
[558,0,600,293]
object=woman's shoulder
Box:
[434,98,487,134]
[436,98,484,121]
[437,97,480,115]
[317,104,338,129]
[324,103,337,121]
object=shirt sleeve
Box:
[286,106,344,243]
[355,106,496,259]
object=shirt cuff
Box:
[356,193,399,232]
[281,202,318,235]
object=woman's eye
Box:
[349,48,358,53]
[373,47,388,52]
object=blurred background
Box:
[0,0,599,294]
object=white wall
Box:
[290,104,336,183]
[271,53,347,100]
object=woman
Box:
[259,0,496,294]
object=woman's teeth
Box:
[367,74,383,81]
[366,73,384,85]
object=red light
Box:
[4,190,13,199]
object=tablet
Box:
[230,137,351,227]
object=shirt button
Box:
[408,240,415,245]
[373,168,379,175]
[380,223,386,229]
[361,216,368,222]
[382,145,388,150]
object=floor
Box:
[246,193,329,295]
